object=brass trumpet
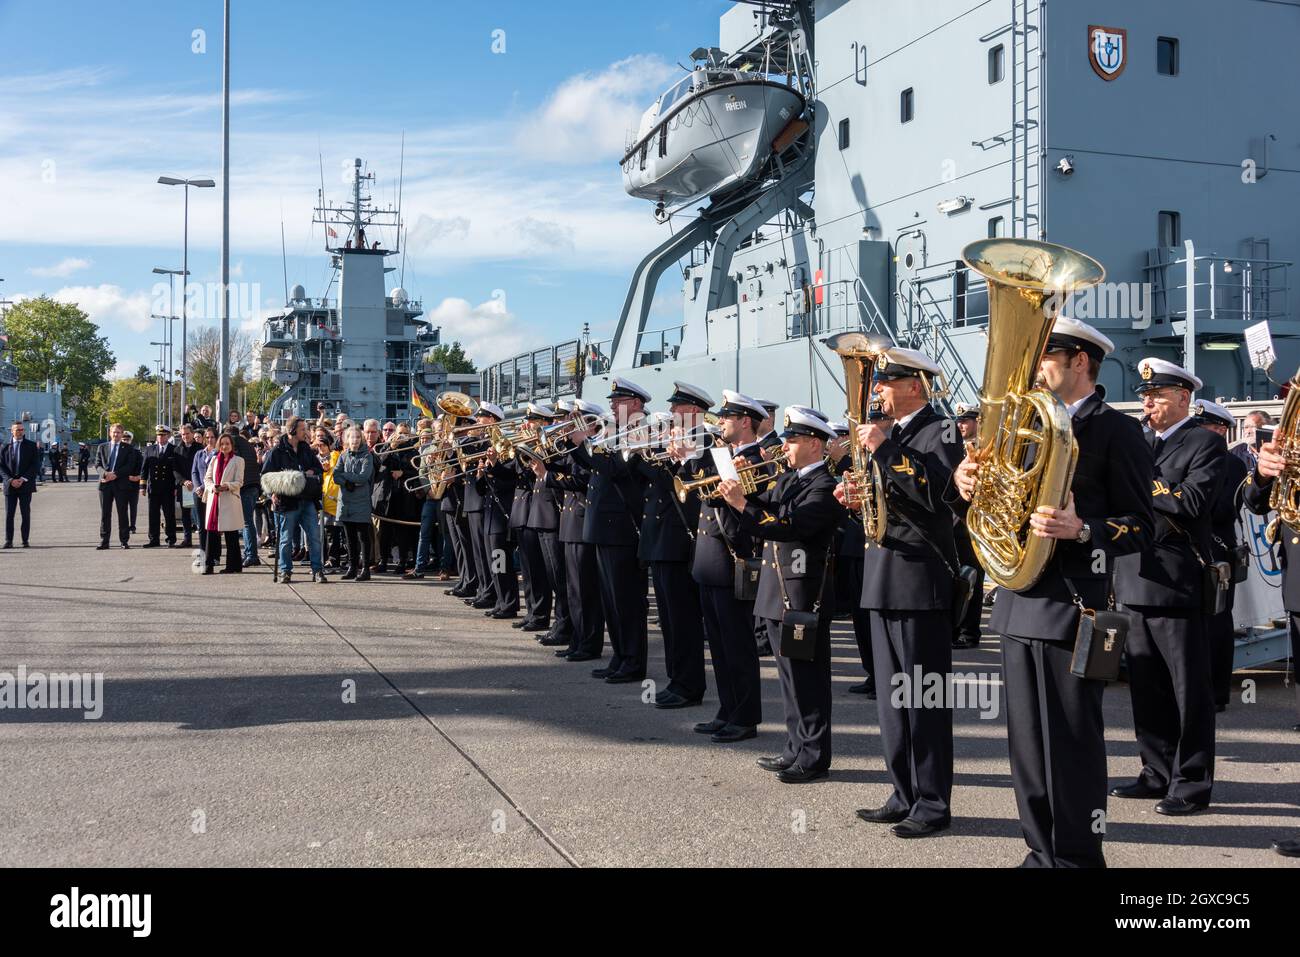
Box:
[673,448,787,503]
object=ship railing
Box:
[0,361,18,387]
[299,387,345,402]
[896,261,986,406]
[633,325,685,366]
[790,278,892,339]
[298,355,342,373]
[479,340,584,408]
[1143,251,1291,329]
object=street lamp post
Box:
[152,267,188,429]
[149,342,166,425]
[158,177,215,425]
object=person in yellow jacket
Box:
[315,426,344,570]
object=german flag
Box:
[410,386,434,420]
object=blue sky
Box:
[0,0,732,378]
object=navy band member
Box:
[568,377,651,683]
[675,390,769,742]
[461,403,504,610]
[828,420,878,697]
[1111,357,1224,815]
[523,403,574,648]
[1193,399,1249,712]
[476,406,520,620]
[630,382,712,709]
[845,346,963,837]
[441,420,477,599]
[536,399,606,662]
[754,398,782,456]
[721,407,841,781]
[511,404,555,633]
[955,317,1153,866]
[1247,433,1300,858]
[951,404,984,649]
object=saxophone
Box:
[825,332,891,543]
[1265,371,1300,543]
[960,239,1105,591]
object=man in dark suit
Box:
[521,404,574,647]
[955,317,1154,867]
[845,346,963,837]
[1,421,40,547]
[475,403,520,619]
[510,405,551,631]
[459,411,499,609]
[828,419,878,696]
[629,383,712,709]
[567,377,650,683]
[139,425,180,547]
[1194,399,1250,712]
[721,407,841,781]
[536,399,606,662]
[77,443,90,482]
[1111,357,1225,815]
[674,390,768,741]
[96,423,140,549]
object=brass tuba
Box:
[961,239,1105,591]
[825,332,891,542]
[1265,373,1300,543]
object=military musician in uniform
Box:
[510,404,555,634]
[828,420,876,697]
[844,347,963,836]
[1110,358,1224,815]
[460,403,506,611]
[950,404,984,649]
[1193,399,1249,713]
[955,317,1153,866]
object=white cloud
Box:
[28,257,92,278]
[426,293,547,367]
[49,285,155,334]
[518,55,678,163]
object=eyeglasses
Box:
[1140,389,1183,403]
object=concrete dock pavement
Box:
[1,481,1297,867]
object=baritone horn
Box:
[960,238,1105,591]
[824,331,892,543]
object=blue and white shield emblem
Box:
[1088,25,1127,80]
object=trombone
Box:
[621,420,720,462]
[672,448,787,503]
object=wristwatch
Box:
[1076,522,1092,544]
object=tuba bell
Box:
[1265,370,1300,543]
[961,238,1105,591]
[824,331,891,543]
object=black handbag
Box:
[1063,576,1130,681]
[772,540,833,662]
[1216,535,1249,585]
[734,557,762,601]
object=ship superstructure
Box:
[260,158,458,423]
[482,0,1300,415]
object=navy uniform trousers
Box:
[597,544,647,676]
[1125,607,1215,806]
[538,530,573,643]
[652,561,706,700]
[762,614,833,771]
[517,527,552,624]
[1001,635,1107,867]
[564,542,604,656]
[700,586,761,728]
[870,610,954,826]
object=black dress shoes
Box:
[1,542,11,549]
[142,542,160,548]
[470,599,495,609]
[756,756,793,773]
[1110,779,1166,799]
[1155,797,1207,816]
[776,765,828,784]
[522,620,550,632]
[120,543,130,549]
[490,610,518,619]
[565,651,598,662]
[848,680,876,696]
[605,671,646,684]
[891,818,950,838]
[654,691,703,709]
[711,724,757,743]
[95,543,110,550]
[537,635,568,647]
[590,666,614,678]
[856,806,908,824]
[694,718,727,735]
[21,541,28,548]
[511,619,528,629]
[1273,837,1300,858]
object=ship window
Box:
[1158,210,1181,248]
[987,216,1005,238]
[838,118,850,150]
[988,45,1005,84]
[900,88,914,123]
[1157,37,1179,76]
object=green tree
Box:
[134,364,154,383]
[103,378,158,444]
[243,377,283,416]
[424,340,476,374]
[3,296,115,411]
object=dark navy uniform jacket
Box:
[985,390,1154,641]
[734,462,841,621]
[1243,459,1300,612]
[1113,417,1225,610]
[688,443,765,588]
[543,446,592,544]
[568,441,645,547]
[629,453,697,564]
[860,404,963,612]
